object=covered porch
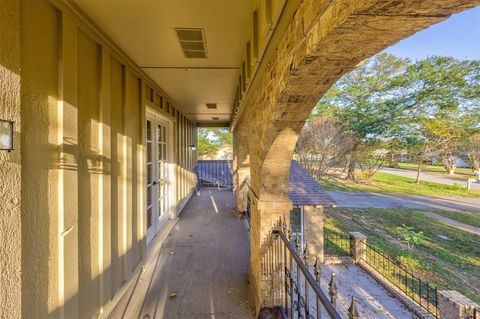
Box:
[108,189,252,319]
[1,0,479,318]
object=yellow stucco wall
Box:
[0,0,197,318]
[0,0,22,317]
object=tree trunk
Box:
[442,156,456,175]
[346,158,356,180]
[343,156,350,173]
[388,152,399,168]
[416,162,422,185]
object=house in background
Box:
[199,144,233,160]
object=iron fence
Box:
[262,219,359,319]
[324,233,350,257]
[361,241,438,318]
[194,160,232,188]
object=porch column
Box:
[303,206,325,263]
[249,197,293,311]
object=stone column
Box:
[349,232,367,263]
[232,129,250,212]
[249,198,293,312]
[303,205,324,263]
[438,290,479,319]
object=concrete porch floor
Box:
[109,189,253,319]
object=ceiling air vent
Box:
[212,117,219,121]
[175,28,207,59]
[206,103,217,109]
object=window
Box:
[290,206,304,250]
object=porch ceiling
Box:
[72,0,254,125]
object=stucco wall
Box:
[0,0,22,317]
[0,0,198,318]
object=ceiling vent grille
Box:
[206,103,217,109]
[175,28,207,59]
[212,117,219,120]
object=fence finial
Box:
[348,297,360,319]
[303,243,310,266]
[294,236,301,252]
[329,273,338,307]
[314,256,322,283]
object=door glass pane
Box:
[158,198,162,217]
[158,143,162,163]
[147,207,152,229]
[147,186,152,207]
[147,164,152,183]
[147,142,152,162]
[147,120,152,141]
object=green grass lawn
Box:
[320,172,480,198]
[324,207,480,304]
[397,162,474,178]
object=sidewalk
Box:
[380,167,480,191]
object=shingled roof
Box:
[288,160,337,207]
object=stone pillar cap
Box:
[350,232,367,240]
[439,290,480,307]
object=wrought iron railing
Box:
[263,219,359,319]
[361,241,438,318]
[194,160,233,188]
[324,233,350,257]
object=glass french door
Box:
[146,112,170,244]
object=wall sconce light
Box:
[189,144,196,151]
[0,119,14,152]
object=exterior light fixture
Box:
[0,119,14,152]
[189,144,196,151]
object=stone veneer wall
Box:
[233,0,480,312]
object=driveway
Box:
[379,167,480,191]
[327,191,480,212]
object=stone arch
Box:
[235,1,480,311]
[257,127,299,201]
[238,0,480,202]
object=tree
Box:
[356,142,388,183]
[197,128,232,155]
[311,55,480,183]
[295,116,355,179]
[407,118,452,183]
[464,132,480,180]
[401,57,480,176]
[314,53,410,180]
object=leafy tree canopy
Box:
[197,128,232,155]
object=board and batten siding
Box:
[0,0,198,317]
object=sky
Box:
[384,6,480,60]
